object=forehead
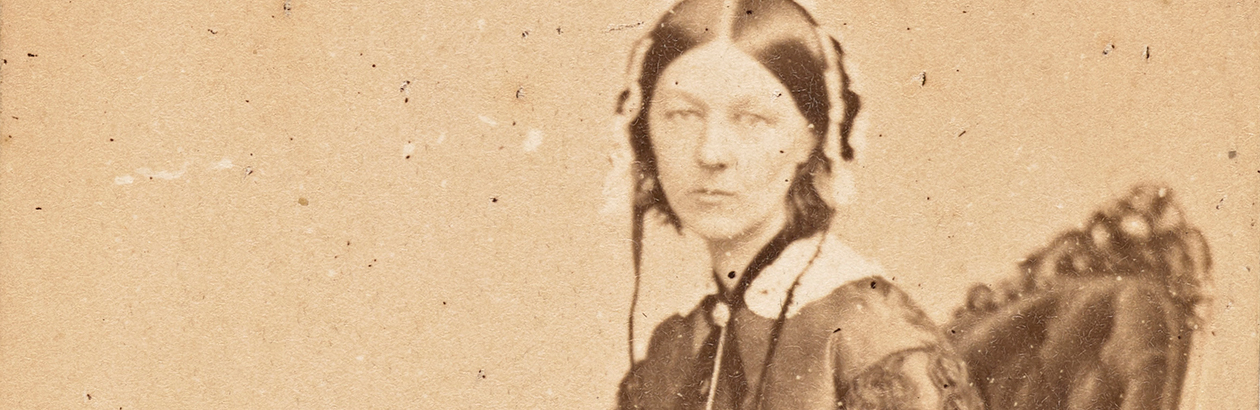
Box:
[655,42,791,103]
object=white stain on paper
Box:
[478,115,498,127]
[523,128,544,152]
[117,161,198,184]
[402,142,417,157]
[211,158,234,170]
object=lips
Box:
[689,188,737,205]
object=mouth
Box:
[689,188,737,204]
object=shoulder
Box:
[813,277,944,376]
[640,295,718,361]
[744,232,944,358]
[744,232,933,330]
[744,232,887,319]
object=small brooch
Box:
[711,301,731,327]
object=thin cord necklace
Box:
[703,228,828,410]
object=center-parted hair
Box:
[621,0,861,239]
[619,0,863,365]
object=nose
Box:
[696,119,736,169]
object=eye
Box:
[664,109,703,122]
[734,112,773,128]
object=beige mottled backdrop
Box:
[1,0,1256,408]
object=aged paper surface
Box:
[1,0,1256,408]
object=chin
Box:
[683,216,755,243]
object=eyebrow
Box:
[730,95,780,115]
[653,88,706,109]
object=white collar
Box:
[631,230,884,360]
[742,232,884,318]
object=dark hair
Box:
[624,0,862,239]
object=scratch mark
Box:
[606,22,644,32]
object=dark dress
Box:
[618,232,983,410]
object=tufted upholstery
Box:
[947,184,1211,410]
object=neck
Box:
[709,211,789,293]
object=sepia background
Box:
[1,0,1256,408]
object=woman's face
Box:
[649,42,815,243]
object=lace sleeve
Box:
[841,347,984,410]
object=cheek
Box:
[748,130,810,184]
[646,129,694,191]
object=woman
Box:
[611,1,983,409]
